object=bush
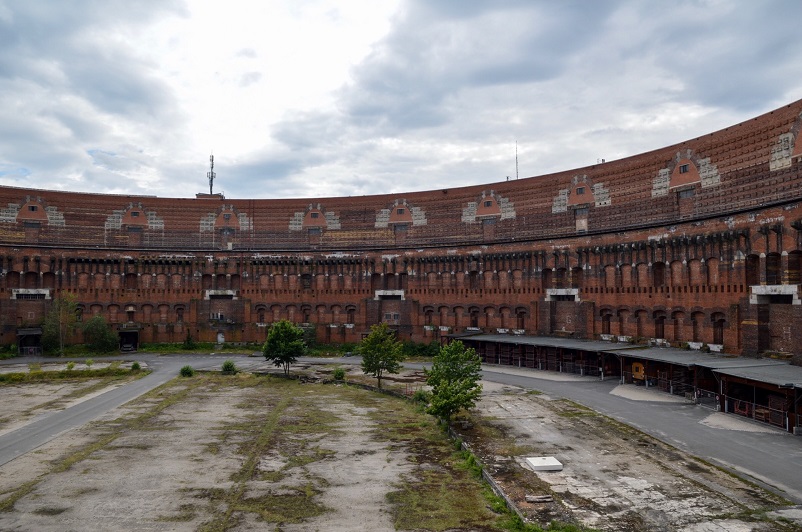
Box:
[131,361,141,371]
[84,358,94,369]
[182,330,196,350]
[412,388,431,405]
[180,365,195,377]
[82,315,119,353]
[332,367,346,381]
[401,340,440,358]
[66,361,75,371]
[221,359,237,374]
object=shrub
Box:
[412,388,431,405]
[182,330,196,350]
[66,361,75,371]
[82,315,119,353]
[332,367,346,381]
[221,359,237,374]
[131,361,141,371]
[84,358,94,370]
[180,365,195,377]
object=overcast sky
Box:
[1,1,800,200]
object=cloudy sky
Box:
[1,1,801,200]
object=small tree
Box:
[358,323,404,389]
[182,329,196,350]
[82,315,119,353]
[263,320,306,377]
[41,294,78,355]
[425,340,483,423]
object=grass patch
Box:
[387,466,496,531]
[0,367,150,384]
[156,504,197,522]
[285,448,337,469]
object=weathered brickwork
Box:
[2,100,802,355]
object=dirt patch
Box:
[0,374,143,436]
[3,362,799,531]
[456,386,796,531]
[0,373,499,531]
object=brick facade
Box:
[2,100,802,354]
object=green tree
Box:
[425,340,483,423]
[358,323,404,389]
[263,320,306,376]
[41,294,78,355]
[182,329,196,350]
[82,315,119,353]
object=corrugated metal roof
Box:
[611,347,789,369]
[712,364,802,387]
[459,334,642,352]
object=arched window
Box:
[652,263,666,287]
[469,308,480,328]
[712,313,726,345]
[516,309,526,330]
[654,314,666,339]
[601,312,612,335]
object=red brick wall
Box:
[1,100,801,354]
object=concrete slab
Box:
[699,412,786,434]
[609,384,687,403]
[526,456,563,471]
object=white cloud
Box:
[0,0,800,199]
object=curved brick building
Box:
[3,99,802,357]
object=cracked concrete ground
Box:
[1,361,800,531]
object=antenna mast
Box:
[207,154,216,195]
[515,141,519,180]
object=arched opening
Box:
[692,311,705,342]
[653,311,666,339]
[469,307,480,328]
[601,311,612,335]
[516,308,527,330]
[617,309,630,337]
[468,271,479,290]
[652,262,666,287]
[745,254,760,285]
[712,312,726,345]
[766,253,782,285]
